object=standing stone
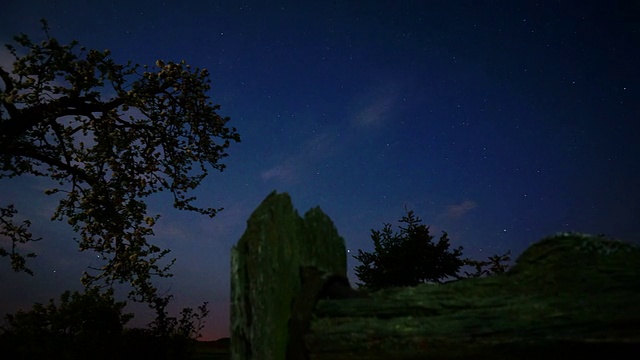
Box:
[230,191,347,360]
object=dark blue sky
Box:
[1,1,639,340]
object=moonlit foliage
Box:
[0,20,240,301]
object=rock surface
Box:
[230,191,347,360]
[306,233,640,359]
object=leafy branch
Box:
[0,19,240,301]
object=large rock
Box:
[230,191,347,360]
[306,233,640,359]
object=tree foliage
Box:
[354,209,513,291]
[463,250,512,278]
[147,294,210,340]
[0,204,40,275]
[353,209,465,290]
[0,288,209,360]
[0,20,240,300]
[139,294,210,359]
[0,287,132,360]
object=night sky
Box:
[1,1,639,341]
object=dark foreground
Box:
[194,338,230,360]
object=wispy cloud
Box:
[153,220,191,241]
[350,78,404,129]
[352,95,395,128]
[199,201,248,241]
[261,131,339,183]
[261,163,296,182]
[261,79,404,184]
[446,200,477,218]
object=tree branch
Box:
[0,94,126,142]
[7,144,97,186]
[0,66,19,120]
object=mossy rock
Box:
[230,191,347,360]
[508,232,640,292]
[513,232,639,271]
[306,233,640,359]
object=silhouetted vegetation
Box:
[0,19,240,302]
[464,250,511,278]
[0,20,233,358]
[353,209,511,290]
[0,288,209,360]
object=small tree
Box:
[147,294,209,340]
[0,20,240,301]
[143,294,210,359]
[463,251,512,278]
[353,209,465,290]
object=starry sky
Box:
[1,1,639,341]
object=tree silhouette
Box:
[0,287,132,360]
[463,250,512,278]
[0,20,240,300]
[353,209,465,290]
[0,287,209,360]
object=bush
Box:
[0,287,131,360]
[0,288,209,360]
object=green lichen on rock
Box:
[230,191,346,360]
[515,232,638,267]
[508,232,640,289]
[307,232,640,359]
